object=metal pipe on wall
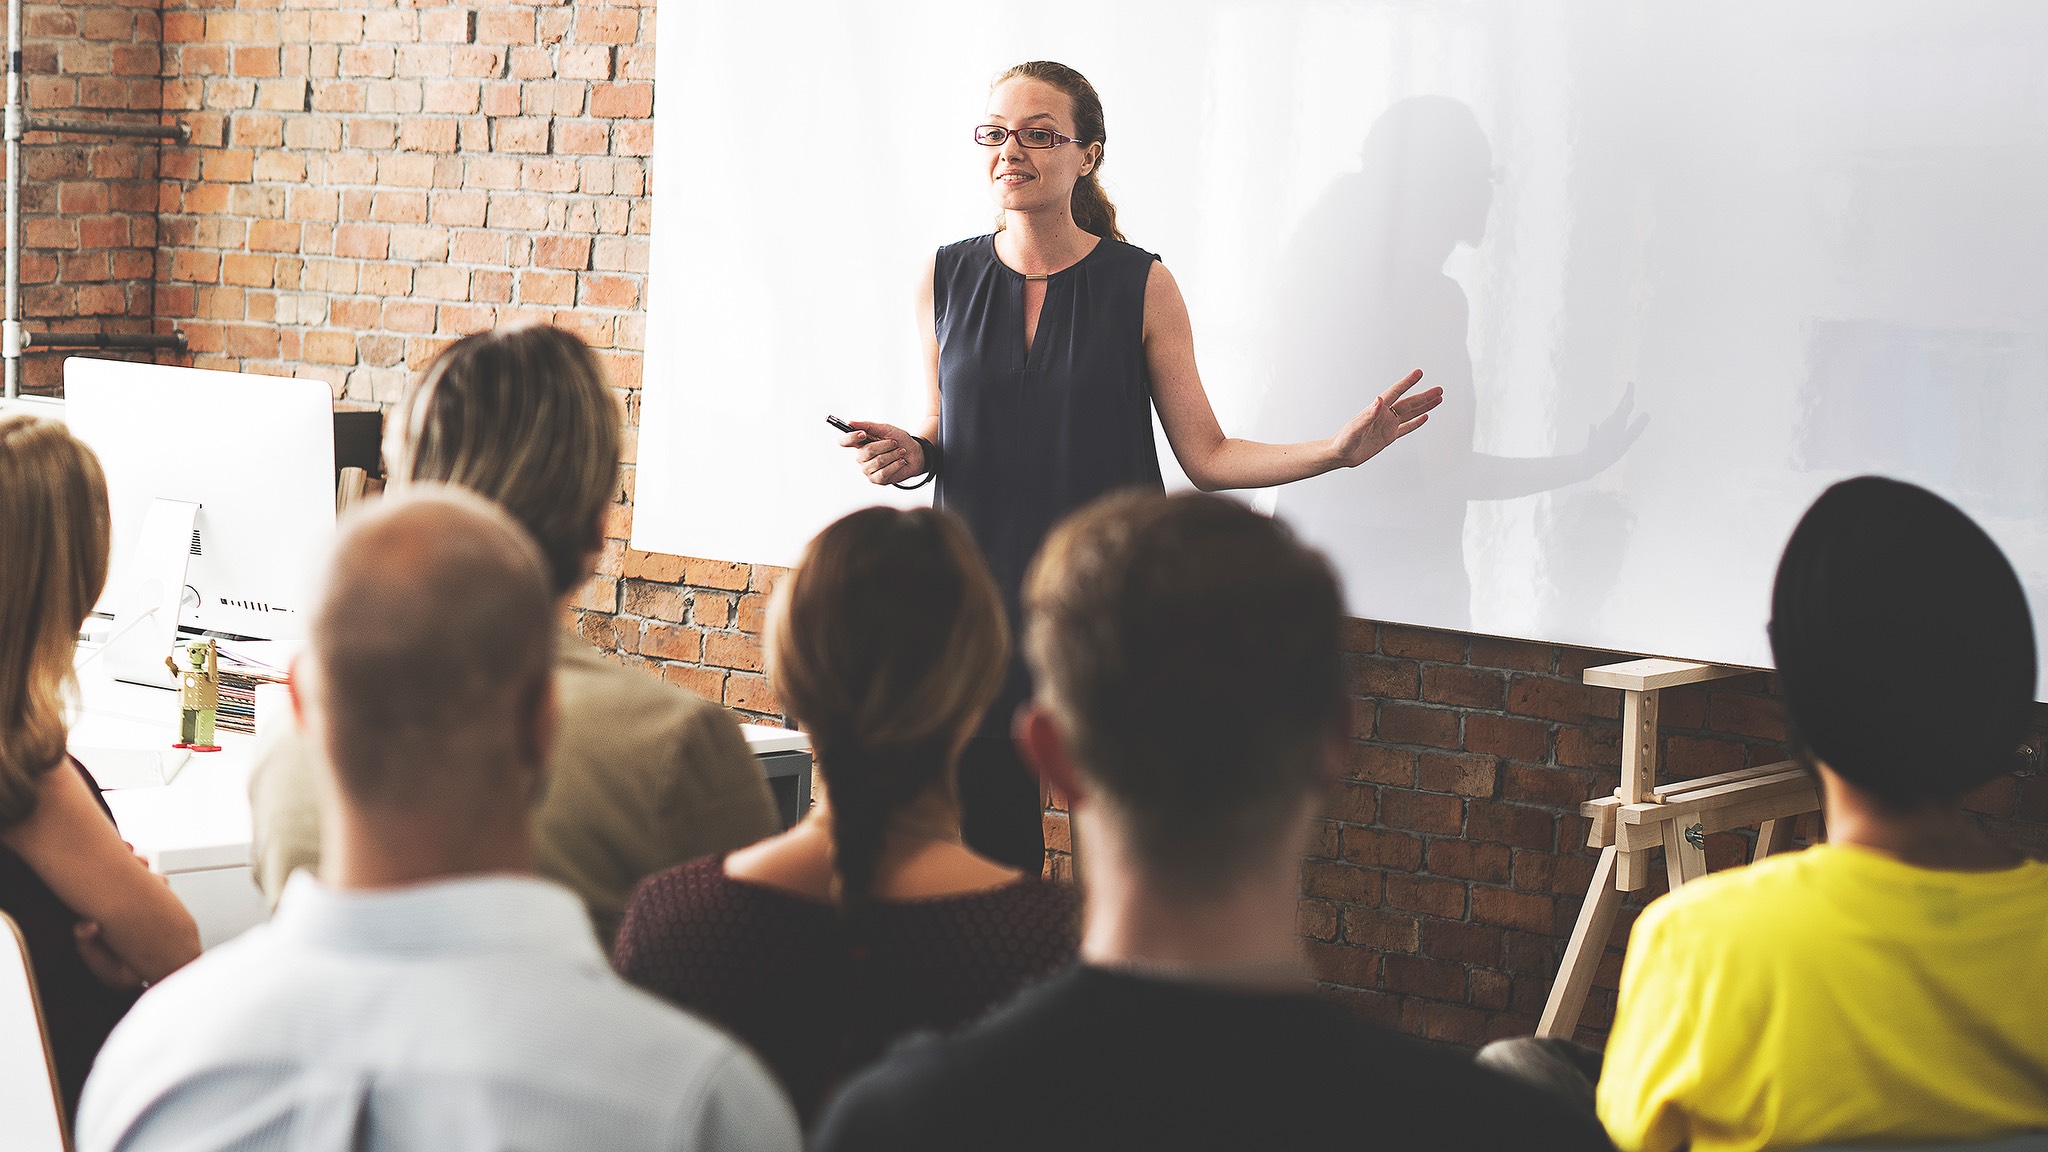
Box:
[6,0,26,399]
[2,0,187,399]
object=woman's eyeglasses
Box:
[973,125,1089,149]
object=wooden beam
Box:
[1583,795,1622,848]
[1537,845,1623,1039]
[1653,760,1800,802]
[1583,658,1755,693]
[1620,689,1660,804]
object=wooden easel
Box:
[1535,658,1823,1039]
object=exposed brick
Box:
[1508,676,1618,724]
[1468,800,1556,851]
[1423,664,1506,709]
[620,581,685,623]
[1418,751,1499,798]
[1381,623,1465,662]
[1469,636,1556,673]
[636,622,703,663]
[1384,954,1467,1001]
[1326,782,1376,826]
[1707,692,1788,742]
[1378,702,1459,748]
[1464,713,1549,762]
[1421,919,1505,966]
[1338,827,1423,871]
[1385,873,1467,918]
[1379,790,1463,836]
[1425,839,1512,885]
[1347,654,1419,700]
[1504,763,1594,808]
[1472,886,1556,933]
[1302,861,1383,906]
[1339,908,1418,953]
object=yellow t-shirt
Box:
[1597,843,2048,1152]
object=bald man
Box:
[78,489,800,1152]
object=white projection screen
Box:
[636,1,2048,695]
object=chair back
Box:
[0,910,68,1152]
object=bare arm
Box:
[0,765,200,982]
[844,254,943,485]
[1145,262,1441,491]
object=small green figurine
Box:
[165,639,222,752]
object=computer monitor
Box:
[62,358,336,686]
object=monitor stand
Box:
[102,497,198,691]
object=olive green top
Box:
[247,629,780,945]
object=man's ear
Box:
[287,656,308,729]
[1015,703,1085,808]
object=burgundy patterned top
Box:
[613,854,1081,1124]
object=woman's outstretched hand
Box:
[1328,370,1442,469]
[841,420,926,486]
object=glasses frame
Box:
[973,124,1091,150]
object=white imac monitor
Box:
[62,358,336,686]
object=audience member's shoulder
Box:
[81,926,294,1121]
[1636,846,1825,937]
[816,970,1076,1148]
[626,853,732,910]
[552,630,751,775]
[1000,874,1083,921]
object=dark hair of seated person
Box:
[1023,489,1347,892]
[774,506,1010,918]
[1769,475,2035,808]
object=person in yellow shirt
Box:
[1596,476,2048,1152]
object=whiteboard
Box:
[635,0,2048,695]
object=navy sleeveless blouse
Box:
[934,233,1165,726]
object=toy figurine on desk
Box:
[165,639,223,752]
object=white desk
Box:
[75,659,810,948]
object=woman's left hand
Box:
[1328,370,1442,468]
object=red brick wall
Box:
[36,0,2048,1049]
[9,0,166,394]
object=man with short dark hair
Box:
[1594,477,2048,1152]
[79,490,800,1152]
[814,491,1613,1152]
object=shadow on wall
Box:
[1262,95,1644,630]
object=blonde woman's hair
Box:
[389,325,622,597]
[0,416,111,826]
[767,507,1008,916]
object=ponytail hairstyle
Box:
[767,507,1008,918]
[992,60,1125,243]
[0,416,111,827]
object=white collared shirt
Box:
[77,872,800,1152]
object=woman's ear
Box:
[1081,142,1101,178]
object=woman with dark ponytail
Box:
[613,506,1081,1125]
[837,60,1446,872]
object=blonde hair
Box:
[992,61,1125,243]
[391,325,622,597]
[0,416,111,826]
[767,507,1008,914]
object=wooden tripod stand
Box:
[1536,658,1823,1039]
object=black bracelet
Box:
[894,437,942,490]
